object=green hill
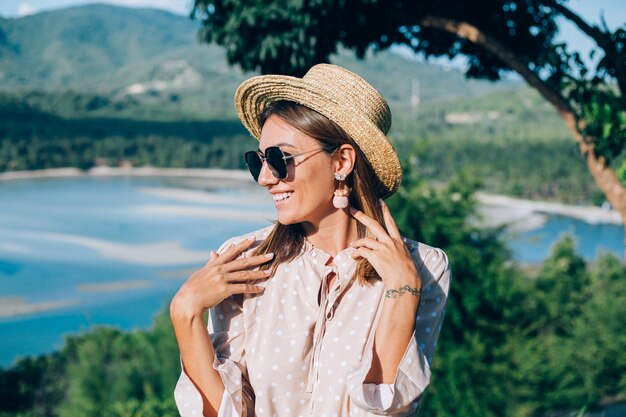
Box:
[0,3,518,113]
[0,5,199,88]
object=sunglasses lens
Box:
[244,151,262,181]
[266,147,288,179]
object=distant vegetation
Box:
[0,86,604,204]
[0,92,251,172]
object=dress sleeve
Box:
[347,246,451,416]
[174,238,256,417]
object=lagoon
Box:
[0,175,623,366]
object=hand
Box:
[349,200,422,290]
[171,237,273,318]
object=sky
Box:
[0,0,624,60]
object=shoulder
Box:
[215,225,274,255]
[402,237,451,284]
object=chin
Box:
[276,204,316,226]
[276,212,303,226]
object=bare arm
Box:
[364,282,420,383]
[349,200,423,384]
[171,301,225,417]
[170,238,273,417]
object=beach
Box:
[475,192,622,229]
[0,166,251,182]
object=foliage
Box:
[0,92,251,172]
[0,87,607,204]
[510,243,626,415]
[190,0,626,209]
[573,84,626,164]
[0,306,180,417]
[192,0,556,79]
[389,168,534,417]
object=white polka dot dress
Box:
[174,225,451,417]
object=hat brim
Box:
[235,75,402,198]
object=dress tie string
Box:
[306,270,332,393]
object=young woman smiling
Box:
[170,64,451,417]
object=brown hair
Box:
[252,101,386,285]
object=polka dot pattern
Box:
[174,226,451,417]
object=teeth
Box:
[273,192,293,202]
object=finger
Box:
[349,207,389,242]
[225,269,272,282]
[223,253,274,272]
[351,237,383,251]
[351,247,373,261]
[214,237,256,264]
[380,199,402,240]
[230,283,266,295]
[204,251,219,267]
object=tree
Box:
[191,0,626,253]
[387,168,535,416]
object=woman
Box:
[170,64,451,417]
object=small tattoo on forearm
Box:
[385,285,422,298]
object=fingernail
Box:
[265,252,274,258]
[349,207,356,214]
[248,237,256,242]
[379,198,385,206]
[264,269,272,275]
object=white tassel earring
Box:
[333,173,349,209]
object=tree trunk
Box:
[419,16,626,258]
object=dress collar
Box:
[302,239,357,290]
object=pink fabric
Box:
[174,225,451,417]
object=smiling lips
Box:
[272,192,293,202]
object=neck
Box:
[302,209,359,257]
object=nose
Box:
[257,160,279,186]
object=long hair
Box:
[252,101,387,285]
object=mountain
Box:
[0,4,199,88]
[0,4,519,114]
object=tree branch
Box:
[418,15,626,222]
[542,0,609,49]
[542,0,626,97]
[418,16,573,120]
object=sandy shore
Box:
[476,192,622,227]
[11,229,213,266]
[0,166,252,182]
[77,280,153,293]
[0,296,79,318]
[0,167,621,227]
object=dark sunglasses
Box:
[244,146,337,182]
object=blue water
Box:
[0,176,623,367]
[507,215,624,263]
[0,176,273,367]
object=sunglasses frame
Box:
[244,145,338,182]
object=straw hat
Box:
[234,63,402,198]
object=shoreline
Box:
[0,166,252,182]
[0,167,622,227]
[476,191,622,227]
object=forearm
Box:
[171,298,225,417]
[364,280,420,384]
